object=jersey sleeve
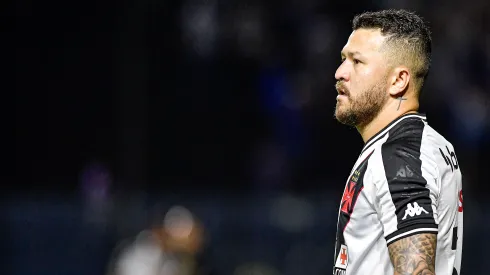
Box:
[373,141,439,246]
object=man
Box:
[332,9,463,275]
[107,205,206,275]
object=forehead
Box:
[341,28,386,56]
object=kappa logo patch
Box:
[402,202,429,220]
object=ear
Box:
[388,67,410,97]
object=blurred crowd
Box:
[12,0,489,274]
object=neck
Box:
[357,99,419,143]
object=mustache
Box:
[335,81,349,95]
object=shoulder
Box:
[384,116,426,152]
[106,231,164,275]
[370,117,442,184]
[380,118,426,180]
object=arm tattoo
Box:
[388,233,437,275]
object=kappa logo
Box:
[402,202,429,220]
[335,244,348,269]
[396,165,414,178]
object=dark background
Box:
[11,0,490,274]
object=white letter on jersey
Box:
[402,202,428,220]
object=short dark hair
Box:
[352,9,432,91]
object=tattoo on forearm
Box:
[388,233,436,275]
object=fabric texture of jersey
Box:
[333,113,463,275]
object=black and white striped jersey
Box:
[333,113,463,275]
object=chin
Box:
[335,108,357,126]
[334,109,345,122]
[335,104,347,117]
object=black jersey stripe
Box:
[381,117,437,243]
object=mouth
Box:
[335,83,348,96]
[336,87,348,97]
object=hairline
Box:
[354,27,424,92]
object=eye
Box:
[353,59,361,64]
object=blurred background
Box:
[11,0,490,274]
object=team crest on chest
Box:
[340,170,362,216]
[334,151,373,274]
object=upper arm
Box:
[374,140,439,246]
[388,233,437,275]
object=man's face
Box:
[334,28,390,127]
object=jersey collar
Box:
[360,112,427,154]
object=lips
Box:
[336,83,349,96]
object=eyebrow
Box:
[341,51,364,59]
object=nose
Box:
[335,62,349,82]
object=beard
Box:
[334,79,388,128]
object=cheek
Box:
[351,70,375,93]
[355,65,376,80]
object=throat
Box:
[358,109,418,143]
